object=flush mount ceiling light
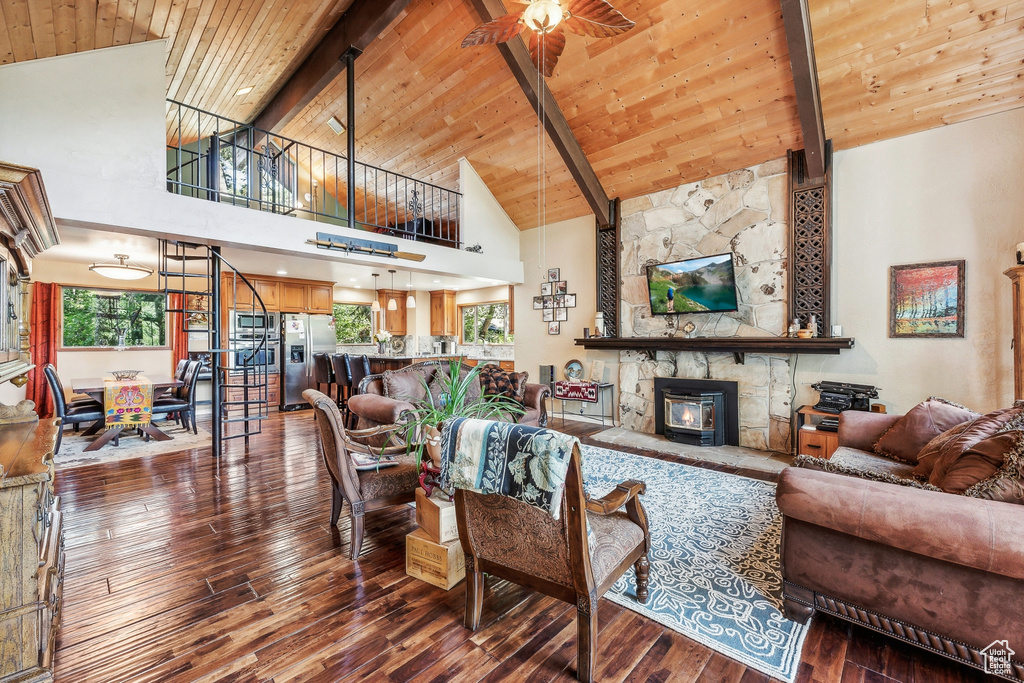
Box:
[327,116,346,135]
[89,254,153,280]
[462,0,635,77]
[235,85,254,97]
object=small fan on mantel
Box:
[461,0,635,77]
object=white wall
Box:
[459,158,521,260]
[0,43,524,285]
[795,107,1024,414]
[516,216,618,389]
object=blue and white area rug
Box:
[580,444,808,682]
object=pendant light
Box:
[387,269,398,311]
[406,271,416,309]
[371,273,381,312]
[89,254,153,280]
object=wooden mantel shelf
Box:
[575,336,854,362]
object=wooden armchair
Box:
[452,427,651,683]
[304,389,419,560]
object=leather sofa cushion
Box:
[914,407,1021,478]
[827,447,918,479]
[932,432,1017,493]
[873,397,978,463]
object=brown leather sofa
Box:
[777,411,1024,680]
[347,360,550,429]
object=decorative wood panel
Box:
[788,146,832,338]
[596,200,619,338]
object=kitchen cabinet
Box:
[377,290,408,335]
[254,280,280,310]
[308,285,333,313]
[280,283,307,312]
[430,290,459,336]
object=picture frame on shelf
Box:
[547,268,560,282]
[555,308,567,321]
[590,359,605,383]
[889,260,966,338]
[548,321,560,335]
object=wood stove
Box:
[662,389,726,446]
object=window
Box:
[62,288,168,348]
[332,303,372,344]
[461,303,513,344]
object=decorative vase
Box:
[425,425,443,469]
[377,341,386,354]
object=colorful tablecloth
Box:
[104,378,154,428]
[553,380,599,403]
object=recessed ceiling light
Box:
[354,285,361,289]
[452,287,460,291]
[432,279,441,283]
[276,270,287,275]
[235,86,254,97]
[349,278,357,282]
[327,116,345,135]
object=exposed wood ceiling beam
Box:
[780,0,827,180]
[467,0,612,227]
[251,0,412,133]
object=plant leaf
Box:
[462,12,525,47]
[528,28,566,77]
[563,0,635,38]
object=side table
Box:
[554,381,615,427]
[795,405,839,459]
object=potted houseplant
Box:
[394,359,525,477]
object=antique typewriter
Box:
[811,381,879,414]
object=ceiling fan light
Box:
[89,254,153,280]
[523,0,563,32]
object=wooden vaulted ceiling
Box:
[2,0,1023,230]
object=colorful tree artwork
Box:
[889,260,966,337]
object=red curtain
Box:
[170,292,188,374]
[26,282,60,418]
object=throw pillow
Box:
[382,367,428,402]
[873,397,979,463]
[914,407,1022,478]
[932,432,1018,493]
[478,364,523,401]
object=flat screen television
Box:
[646,252,739,315]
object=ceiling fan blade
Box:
[528,28,566,77]
[462,12,525,47]
[563,0,636,38]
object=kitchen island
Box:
[365,355,515,375]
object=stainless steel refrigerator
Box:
[281,313,336,409]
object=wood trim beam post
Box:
[345,47,360,230]
[251,0,412,133]
[780,0,827,180]
[467,0,612,227]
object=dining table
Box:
[71,375,184,452]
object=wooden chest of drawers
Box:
[0,418,63,683]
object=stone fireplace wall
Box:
[617,158,792,452]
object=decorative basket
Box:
[110,370,142,381]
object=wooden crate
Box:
[415,487,459,544]
[406,528,465,591]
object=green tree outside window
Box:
[332,303,372,344]
[461,303,513,344]
[62,288,167,347]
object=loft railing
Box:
[165,99,462,249]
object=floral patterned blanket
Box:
[438,418,579,519]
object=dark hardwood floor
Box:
[53,411,995,683]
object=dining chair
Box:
[303,388,418,559]
[42,364,104,453]
[447,419,651,683]
[152,360,202,434]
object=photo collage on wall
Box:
[532,268,577,335]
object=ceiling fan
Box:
[462,0,636,77]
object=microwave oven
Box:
[233,343,278,372]
[233,311,278,338]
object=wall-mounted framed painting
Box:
[543,308,554,322]
[547,268,560,282]
[532,296,543,310]
[889,260,966,338]
[548,321,560,335]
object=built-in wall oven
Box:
[232,311,279,341]
[231,342,279,373]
